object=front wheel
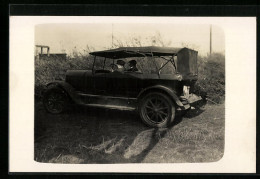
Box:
[43,87,69,114]
[139,92,176,128]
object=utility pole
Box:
[112,24,114,48]
[210,24,212,55]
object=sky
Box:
[35,23,225,56]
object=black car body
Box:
[43,46,202,127]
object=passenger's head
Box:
[116,60,125,66]
[128,60,137,67]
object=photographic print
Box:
[9,16,256,173]
[34,22,225,164]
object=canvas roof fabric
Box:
[89,46,196,59]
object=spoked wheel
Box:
[139,92,175,128]
[43,87,69,114]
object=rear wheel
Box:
[43,87,69,114]
[139,92,175,128]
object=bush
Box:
[194,53,225,104]
[35,55,93,97]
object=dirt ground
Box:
[34,101,225,163]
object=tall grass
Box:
[195,53,225,104]
[35,55,93,97]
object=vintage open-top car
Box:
[43,46,202,127]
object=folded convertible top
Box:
[89,46,197,59]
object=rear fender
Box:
[46,81,82,104]
[137,85,184,107]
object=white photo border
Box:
[9,16,256,173]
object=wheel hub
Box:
[143,97,170,124]
[44,90,67,114]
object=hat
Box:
[128,60,137,66]
[116,60,125,66]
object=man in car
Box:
[116,60,125,72]
[127,60,139,72]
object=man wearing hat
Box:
[127,60,139,72]
[116,60,126,72]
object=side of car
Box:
[43,46,200,128]
[43,72,190,128]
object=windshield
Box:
[93,57,114,71]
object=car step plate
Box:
[82,103,136,111]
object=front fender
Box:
[46,81,83,104]
[137,85,184,107]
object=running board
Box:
[77,92,137,100]
[81,103,136,111]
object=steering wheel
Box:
[109,64,118,71]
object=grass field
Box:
[34,101,225,163]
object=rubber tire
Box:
[139,92,176,128]
[43,87,69,114]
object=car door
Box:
[111,71,133,97]
[83,71,95,94]
[92,72,110,95]
[92,70,138,97]
[106,71,143,98]
[93,71,126,97]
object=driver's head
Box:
[116,60,125,66]
[128,60,137,67]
